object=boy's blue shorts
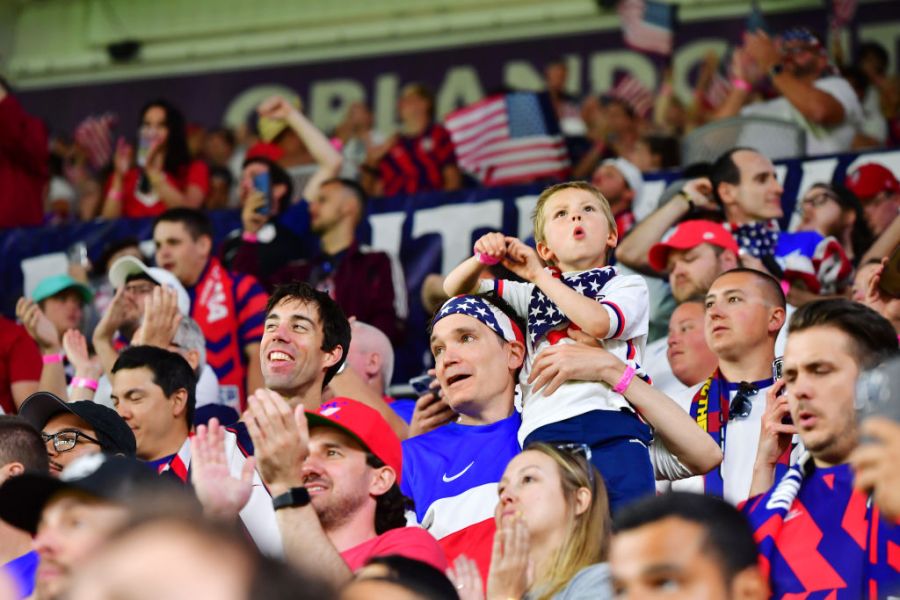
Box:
[523,409,654,514]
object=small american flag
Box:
[611,74,654,119]
[617,0,676,56]
[74,113,117,171]
[444,92,570,187]
[704,72,734,110]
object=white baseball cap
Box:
[108,256,191,316]
[601,157,644,202]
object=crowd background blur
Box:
[2,0,898,384]
[2,2,900,599]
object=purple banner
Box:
[16,1,900,137]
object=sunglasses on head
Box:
[549,442,596,489]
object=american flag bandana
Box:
[725,220,852,294]
[433,295,524,345]
[725,219,780,259]
[526,267,619,342]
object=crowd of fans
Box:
[0,25,899,600]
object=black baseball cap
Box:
[19,392,136,457]
[0,453,166,533]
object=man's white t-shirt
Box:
[644,336,685,396]
[656,381,769,504]
[741,75,862,155]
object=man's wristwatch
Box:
[272,487,311,511]
[769,63,785,78]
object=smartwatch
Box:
[272,487,311,511]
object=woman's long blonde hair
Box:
[524,442,610,600]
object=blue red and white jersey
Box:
[480,266,649,443]
[401,414,521,580]
[187,257,267,409]
[379,123,457,197]
[743,456,900,598]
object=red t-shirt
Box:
[112,160,210,218]
[0,95,48,228]
[0,316,42,414]
[340,527,448,573]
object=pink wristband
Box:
[42,353,64,365]
[474,250,500,266]
[731,78,751,92]
[612,365,636,394]
[71,377,99,391]
[242,231,259,243]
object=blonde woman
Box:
[450,443,612,600]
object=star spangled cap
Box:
[432,295,525,345]
[781,27,822,48]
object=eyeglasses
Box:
[801,192,838,210]
[123,282,156,296]
[42,429,101,453]
[551,442,596,489]
[729,382,758,421]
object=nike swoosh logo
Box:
[442,461,475,483]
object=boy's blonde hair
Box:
[532,181,617,246]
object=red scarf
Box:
[192,258,247,405]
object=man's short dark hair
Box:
[266,282,350,386]
[718,267,786,309]
[96,237,141,276]
[0,416,49,473]
[614,492,760,584]
[153,208,213,241]
[366,453,413,535]
[710,147,758,205]
[242,156,294,213]
[363,555,459,600]
[320,177,367,211]
[859,41,889,75]
[112,346,197,426]
[789,299,898,369]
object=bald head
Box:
[345,321,394,395]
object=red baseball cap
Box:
[245,142,285,163]
[845,163,900,201]
[306,398,403,482]
[648,220,739,272]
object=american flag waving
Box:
[618,0,676,56]
[444,92,570,187]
